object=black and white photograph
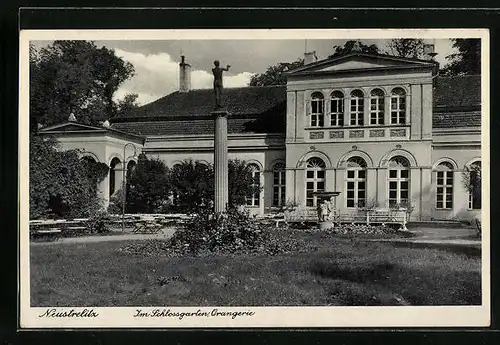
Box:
[19,28,490,328]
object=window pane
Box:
[358,181,366,190]
[347,170,355,179]
[401,191,408,199]
[389,191,397,198]
[437,187,443,194]
[317,170,325,179]
[317,182,325,190]
[437,201,443,209]
[401,181,409,190]
[358,170,366,179]
[389,170,397,178]
[389,181,397,190]
[401,170,409,178]
[307,171,314,178]
[358,190,365,199]
[307,182,314,189]
[347,181,355,189]
[347,190,354,198]
[447,177,453,185]
[347,199,354,207]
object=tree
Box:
[169,159,215,211]
[442,39,481,75]
[228,159,262,208]
[328,40,379,58]
[29,134,108,219]
[30,40,135,130]
[125,154,171,213]
[116,93,140,117]
[386,39,425,59]
[249,58,304,86]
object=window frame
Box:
[350,90,364,126]
[345,157,367,209]
[468,161,481,210]
[305,158,326,207]
[388,156,410,207]
[370,89,385,125]
[435,163,454,210]
[272,163,286,207]
[246,164,261,207]
[390,87,406,125]
[310,92,325,128]
[330,91,344,127]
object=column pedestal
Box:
[213,110,229,213]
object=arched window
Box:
[306,158,326,207]
[346,157,367,208]
[330,91,344,127]
[468,161,481,210]
[391,87,406,124]
[272,163,286,207]
[310,92,325,127]
[109,157,121,197]
[388,156,410,207]
[246,164,261,207]
[350,89,364,126]
[370,88,385,125]
[436,162,454,209]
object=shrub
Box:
[126,154,170,213]
[30,134,108,219]
[86,209,110,233]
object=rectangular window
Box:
[331,98,344,126]
[389,168,410,207]
[346,169,366,208]
[272,170,286,207]
[436,171,453,209]
[350,98,364,126]
[370,98,384,125]
[311,99,324,127]
[391,97,406,124]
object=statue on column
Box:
[212,60,230,109]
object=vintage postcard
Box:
[19,28,490,328]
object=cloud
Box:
[113,49,253,105]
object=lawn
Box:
[30,229,481,306]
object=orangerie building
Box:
[38,51,482,222]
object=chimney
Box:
[423,44,438,61]
[304,51,318,65]
[179,55,191,93]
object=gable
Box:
[287,53,436,76]
[40,122,105,133]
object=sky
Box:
[32,39,456,106]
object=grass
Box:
[30,229,481,307]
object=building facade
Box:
[39,52,482,221]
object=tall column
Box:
[213,110,229,213]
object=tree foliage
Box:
[125,154,171,214]
[442,39,481,75]
[249,59,304,86]
[228,159,261,207]
[116,93,140,117]
[386,39,425,59]
[329,40,379,58]
[30,40,135,130]
[29,134,108,219]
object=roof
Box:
[433,111,481,129]
[110,75,480,136]
[433,75,481,110]
[286,52,437,76]
[111,116,285,136]
[113,85,286,120]
[39,121,146,141]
